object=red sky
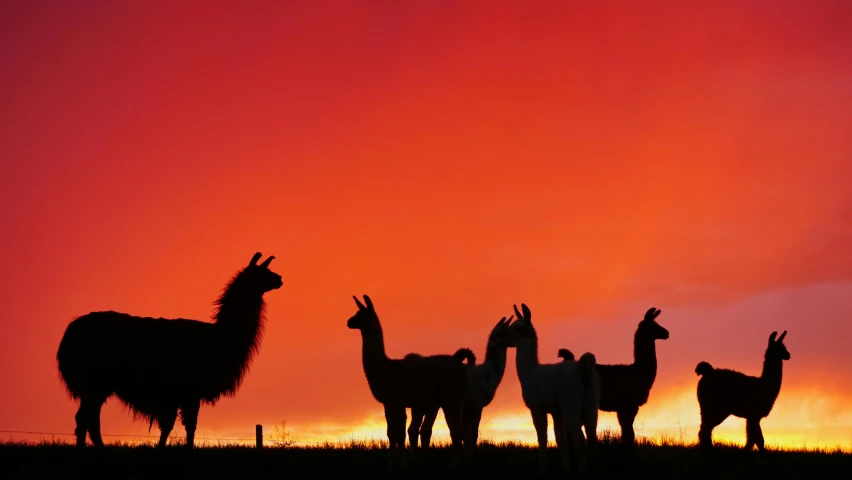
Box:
[1,1,851,449]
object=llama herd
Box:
[55,252,792,476]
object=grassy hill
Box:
[1,434,849,479]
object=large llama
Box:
[346,295,471,470]
[409,315,516,460]
[507,303,600,477]
[587,307,669,447]
[695,331,790,451]
[56,252,282,448]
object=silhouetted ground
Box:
[1,435,849,479]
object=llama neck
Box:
[482,339,508,388]
[760,355,784,399]
[484,340,507,377]
[210,293,266,397]
[633,332,657,380]
[360,325,389,383]
[214,297,265,357]
[515,334,540,384]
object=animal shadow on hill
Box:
[560,307,669,450]
[346,294,471,471]
[56,252,283,449]
[696,331,791,453]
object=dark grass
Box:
[1,431,849,480]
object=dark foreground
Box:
[1,439,850,480]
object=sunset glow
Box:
[1,1,851,453]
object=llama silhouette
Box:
[56,252,282,448]
[506,303,599,477]
[409,315,516,461]
[590,307,669,447]
[695,331,790,451]
[346,295,470,471]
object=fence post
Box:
[256,424,263,449]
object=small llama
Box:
[346,295,471,470]
[409,315,516,460]
[593,307,669,446]
[695,331,791,451]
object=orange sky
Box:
[1,1,851,450]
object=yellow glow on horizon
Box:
[275,384,852,452]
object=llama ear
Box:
[353,296,366,310]
[513,304,523,322]
[644,307,660,322]
[260,255,275,268]
[249,252,263,266]
[769,331,778,344]
[521,304,531,323]
[363,295,374,310]
[778,331,787,343]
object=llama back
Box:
[697,366,761,392]
[518,362,582,409]
[544,361,589,420]
[391,354,469,407]
[57,311,215,401]
[696,364,771,414]
[595,362,655,410]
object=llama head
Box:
[488,315,516,348]
[347,294,380,332]
[766,331,791,361]
[506,303,535,348]
[636,307,669,340]
[241,252,283,293]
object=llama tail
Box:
[695,361,714,377]
[557,348,575,361]
[453,348,476,366]
[577,352,597,388]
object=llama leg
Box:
[566,421,588,478]
[616,405,639,447]
[180,400,201,449]
[551,410,574,475]
[463,404,483,460]
[74,403,88,448]
[698,409,728,451]
[421,406,439,448]
[74,396,105,448]
[442,402,464,469]
[397,408,408,469]
[408,408,424,462]
[583,401,598,459]
[86,400,106,448]
[530,409,549,475]
[157,410,178,448]
[744,418,756,450]
[745,418,767,452]
[384,405,406,471]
